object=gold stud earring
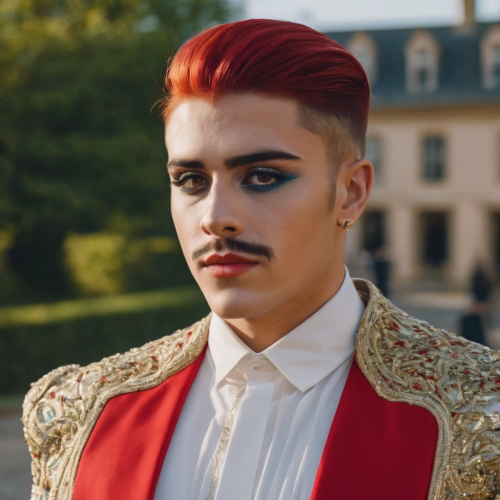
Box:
[342,219,354,231]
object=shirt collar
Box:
[209,312,254,387]
[208,267,365,392]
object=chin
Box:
[202,287,279,320]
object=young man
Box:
[23,19,500,500]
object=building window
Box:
[481,25,500,89]
[362,210,386,252]
[420,212,449,275]
[347,32,378,83]
[423,135,445,181]
[405,30,440,93]
[498,136,500,181]
[416,49,432,86]
[493,212,500,280]
[356,47,374,76]
[494,45,500,87]
[366,135,382,182]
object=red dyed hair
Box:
[163,19,370,161]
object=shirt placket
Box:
[207,357,276,500]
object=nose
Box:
[200,180,245,238]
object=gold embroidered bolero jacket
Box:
[23,280,500,500]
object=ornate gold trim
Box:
[23,315,210,500]
[353,279,500,500]
[353,280,451,500]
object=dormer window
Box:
[347,32,378,83]
[481,25,500,89]
[366,135,382,183]
[494,46,500,86]
[415,49,433,86]
[405,30,440,93]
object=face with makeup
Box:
[166,93,372,348]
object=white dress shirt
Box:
[155,269,365,500]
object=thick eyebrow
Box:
[167,150,301,171]
[167,159,204,170]
[224,150,301,169]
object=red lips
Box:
[203,253,258,265]
[202,253,258,278]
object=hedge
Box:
[0,287,210,394]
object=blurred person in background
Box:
[22,19,500,500]
[459,302,487,346]
[471,262,493,312]
[460,262,493,346]
[373,244,391,298]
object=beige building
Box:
[328,1,500,289]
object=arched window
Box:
[405,30,440,93]
[347,32,378,84]
[481,25,500,89]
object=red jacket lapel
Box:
[73,349,437,500]
[73,347,206,500]
[311,358,438,500]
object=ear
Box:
[335,157,374,228]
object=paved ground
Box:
[1,287,499,499]
[391,289,500,349]
[0,409,31,500]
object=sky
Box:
[234,0,500,31]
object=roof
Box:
[324,22,500,108]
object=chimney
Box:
[463,0,476,27]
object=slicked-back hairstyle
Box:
[162,19,370,171]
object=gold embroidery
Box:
[207,386,245,500]
[23,316,210,500]
[353,279,500,500]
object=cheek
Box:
[266,186,335,265]
[170,194,202,250]
[170,194,186,229]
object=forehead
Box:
[164,94,326,161]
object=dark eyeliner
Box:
[242,167,299,192]
[169,171,208,194]
[170,172,199,184]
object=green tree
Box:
[0,0,229,302]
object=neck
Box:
[224,264,346,352]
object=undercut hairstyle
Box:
[162,19,370,173]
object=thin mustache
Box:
[192,239,276,262]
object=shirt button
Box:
[252,363,265,372]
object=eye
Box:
[170,172,208,193]
[245,172,279,186]
[242,167,298,192]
